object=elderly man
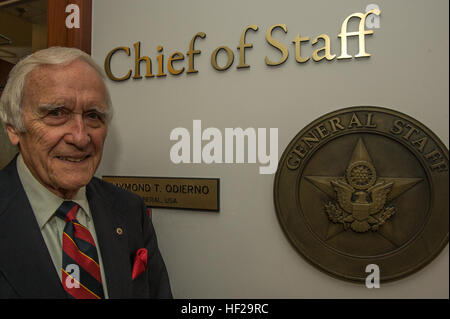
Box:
[0,47,172,298]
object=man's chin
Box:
[50,177,92,198]
[48,161,98,197]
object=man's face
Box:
[7,59,108,198]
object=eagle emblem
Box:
[325,160,396,232]
[305,138,423,233]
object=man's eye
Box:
[84,111,106,127]
[41,107,70,125]
[85,111,105,121]
[86,112,99,119]
[47,108,67,117]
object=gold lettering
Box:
[168,52,185,75]
[411,136,428,153]
[186,32,206,74]
[302,132,320,148]
[424,149,443,162]
[390,119,404,135]
[312,34,336,62]
[211,46,234,71]
[365,113,377,127]
[292,34,310,63]
[156,45,167,77]
[292,143,308,159]
[402,124,420,141]
[287,155,301,170]
[104,46,132,82]
[348,113,363,128]
[424,149,448,172]
[329,117,345,132]
[237,24,259,69]
[430,161,448,172]
[315,124,330,139]
[265,24,289,66]
[133,41,154,79]
[338,9,381,59]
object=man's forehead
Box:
[24,59,106,100]
[27,59,100,81]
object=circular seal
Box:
[274,106,448,283]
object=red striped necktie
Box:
[56,201,105,299]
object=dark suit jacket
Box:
[0,157,172,298]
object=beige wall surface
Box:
[91,0,448,298]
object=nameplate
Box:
[102,176,220,211]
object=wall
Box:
[0,11,32,64]
[0,7,46,169]
[31,23,47,53]
[91,0,448,298]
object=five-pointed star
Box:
[304,138,423,246]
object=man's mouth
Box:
[56,155,90,163]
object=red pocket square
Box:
[132,248,148,280]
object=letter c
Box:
[104,46,132,81]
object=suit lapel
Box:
[0,159,133,298]
[87,180,132,298]
[0,160,66,298]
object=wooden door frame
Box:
[47,0,92,54]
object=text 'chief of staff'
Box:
[0,47,172,299]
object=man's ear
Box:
[5,124,20,146]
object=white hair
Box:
[0,46,113,132]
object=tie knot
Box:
[55,201,79,222]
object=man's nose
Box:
[64,114,91,148]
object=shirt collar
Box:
[16,154,91,229]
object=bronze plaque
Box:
[103,176,219,211]
[274,106,448,283]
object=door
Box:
[0,0,92,168]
